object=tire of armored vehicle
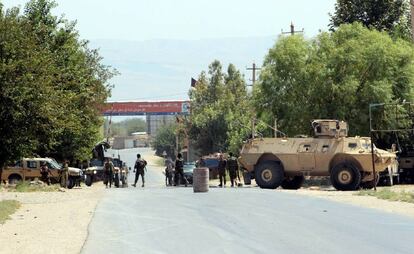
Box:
[254,161,284,189]
[329,162,361,191]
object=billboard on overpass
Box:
[101,101,190,116]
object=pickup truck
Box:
[1,158,83,188]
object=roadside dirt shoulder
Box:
[283,186,414,218]
[0,184,105,254]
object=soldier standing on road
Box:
[104,158,114,188]
[165,156,174,186]
[174,153,187,187]
[217,154,227,187]
[133,154,147,187]
[40,162,51,185]
[227,152,239,187]
[60,160,69,188]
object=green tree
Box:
[0,0,115,183]
[329,0,412,40]
[23,0,116,161]
[256,23,414,137]
[0,4,59,175]
[189,60,251,155]
[151,124,178,157]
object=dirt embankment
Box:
[0,184,104,254]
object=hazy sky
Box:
[3,0,335,40]
[2,0,337,115]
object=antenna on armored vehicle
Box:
[258,120,287,138]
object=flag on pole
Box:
[191,78,197,87]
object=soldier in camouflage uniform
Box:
[227,152,239,187]
[217,154,227,187]
[133,154,147,187]
[104,158,114,188]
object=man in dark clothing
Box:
[174,153,187,187]
[227,152,239,187]
[104,158,114,188]
[133,154,147,187]
[40,162,51,185]
[164,156,174,186]
[217,154,227,187]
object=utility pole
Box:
[281,22,304,36]
[246,62,261,86]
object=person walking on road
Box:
[133,154,147,187]
[217,154,227,187]
[104,158,114,188]
[227,152,239,187]
[174,153,187,187]
[165,156,174,186]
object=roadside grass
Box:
[11,181,60,192]
[0,200,21,224]
[357,188,414,204]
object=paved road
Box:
[82,148,414,254]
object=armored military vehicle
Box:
[238,120,397,191]
[83,141,129,187]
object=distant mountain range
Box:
[89,36,278,101]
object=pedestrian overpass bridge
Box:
[101,100,190,116]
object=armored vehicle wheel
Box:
[67,178,75,189]
[85,175,92,187]
[281,176,305,190]
[255,161,284,189]
[330,162,361,191]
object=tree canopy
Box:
[189,60,252,155]
[329,0,412,40]
[255,23,414,137]
[0,0,116,171]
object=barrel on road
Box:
[193,167,209,193]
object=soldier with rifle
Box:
[104,158,114,188]
[133,154,147,187]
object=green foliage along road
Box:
[0,0,116,173]
[151,123,178,158]
[189,61,251,155]
[255,23,414,137]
